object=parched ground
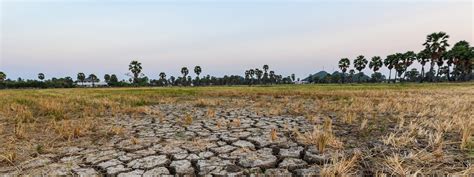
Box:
[0,84,473,176]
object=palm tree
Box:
[338,58,350,83]
[368,56,382,73]
[38,73,45,81]
[423,32,450,82]
[255,69,263,84]
[77,73,86,85]
[194,66,202,86]
[291,74,296,82]
[181,67,189,85]
[416,49,430,82]
[402,51,416,81]
[269,71,275,84]
[263,65,269,84]
[0,71,6,82]
[128,60,143,84]
[384,55,397,83]
[88,74,98,87]
[110,74,118,83]
[249,69,255,85]
[159,72,167,86]
[194,66,202,77]
[104,74,111,83]
[353,55,368,76]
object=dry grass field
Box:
[0,83,473,175]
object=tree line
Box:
[333,32,473,84]
[0,63,295,88]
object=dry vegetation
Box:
[0,83,473,175]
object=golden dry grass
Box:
[0,83,473,173]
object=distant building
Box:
[295,80,308,84]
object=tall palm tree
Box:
[263,65,269,84]
[77,73,86,85]
[0,71,6,82]
[338,58,350,83]
[159,72,167,86]
[353,55,368,74]
[38,73,45,81]
[402,51,416,80]
[423,32,450,82]
[245,70,251,85]
[194,66,202,78]
[368,56,382,73]
[181,67,189,85]
[384,55,397,83]
[416,49,430,82]
[104,74,111,83]
[128,60,143,84]
[255,68,263,84]
[269,71,275,84]
[88,74,98,87]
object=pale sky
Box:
[1,0,473,80]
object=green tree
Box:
[194,66,202,86]
[423,32,450,82]
[159,72,167,86]
[291,73,296,82]
[0,71,6,82]
[38,73,45,81]
[353,55,368,77]
[416,49,430,82]
[88,74,98,87]
[181,67,189,86]
[448,41,473,81]
[129,60,143,84]
[255,69,263,84]
[110,74,118,84]
[77,73,86,85]
[338,58,350,83]
[104,74,111,83]
[384,55,397,83]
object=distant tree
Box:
[0,71,6,82]
[423,32,450,81]
[417,49,430,82]
[269,71,275,84]
[255,69,263,84]
[181,67,189,86]
[110,74,118,83]
[88,74,98,87]
[77,73,86,85]
[448,41,473,81]
[263,65,269,84]
[249,69,255,85]
[38,73,45,81]
[338,58,350,83]
[369,56,382,73]
[169,76,176,86]
[194,66,202,77]
[384,55,397,83]
[348,69,355,83]
[194,66,202,86]
[353,55,368,82]
[405,68,420,82]
[401,51,416,81]
[104,74,111,83]
[263,65,269,73]
[129,60,143,84]
[291,74,296,82]
[159,72,167,86]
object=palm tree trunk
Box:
[420,65,425,83]
[388,69,392,83]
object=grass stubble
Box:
[0,83,472,175]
